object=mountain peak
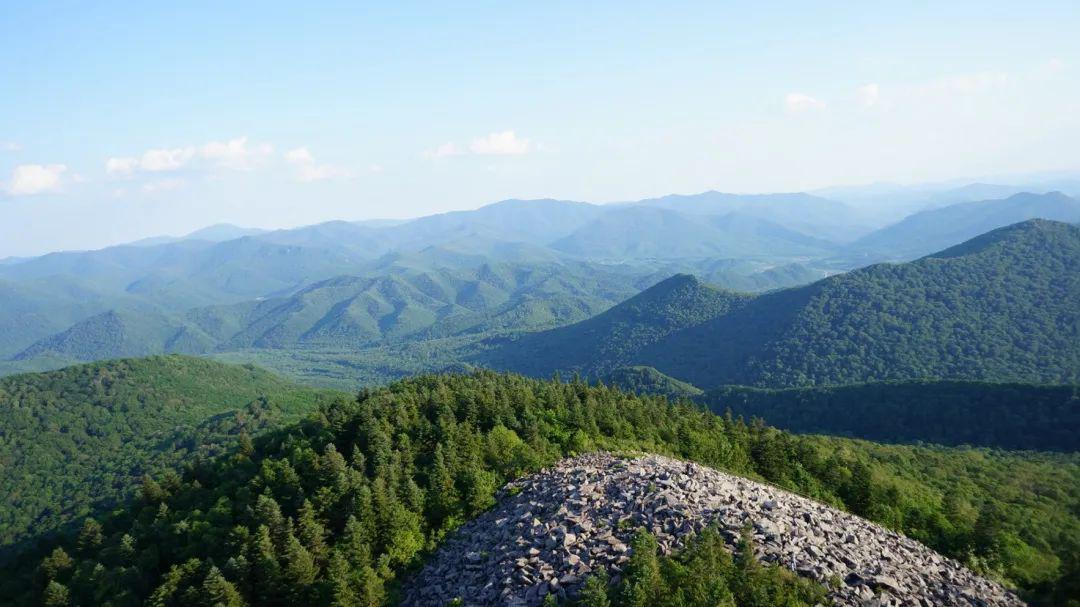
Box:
[927,218,1080,259]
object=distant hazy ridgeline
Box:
[3,190,1076,384]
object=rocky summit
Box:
[401,453,1023,607]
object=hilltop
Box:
[405,453,1020,606]
[484,274,749,377]
[0,356,338,551]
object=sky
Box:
[1,1,1079,257]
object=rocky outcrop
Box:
[401,453,1023,606]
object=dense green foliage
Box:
[644,219,1080,387]
[706,380,1080,451]
[575,527,827,607]
[487,274,749,377]
[603,366,704,400]
[6,371,1077,605]
[0,356,336,553]
[13,309,217,362]
[488,220,1080,389]
[12,261,648,365]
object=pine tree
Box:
[620,529,664,607]
[282,532,319,598]
[76,518,104,554]
[577,566,611,607]
[202,566,245,607]
[325,550,359,607]
[427,443,459,527]
[296,500,327,564]
[248,525,280,602]
[238,432,255,458]
[845,461,874,516]
[340,515,373,570]
[42,580,71,607]
[38,547,74,582]
[321,443,347,486]
[140,475,168,504]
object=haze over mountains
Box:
[1,185,1078,384]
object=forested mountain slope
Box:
[602,365,705,400]
[484,274,749,377]
[0,278,139,358]
[0,356,338,552]
[706,381,1080,451]
[207,262,645,350]
[849,191,1080,261]
[10,262,651,368]
[642,219,1080,387]
[13,309,217,361]
[488,220,1080,389]
[3,371,1076,605]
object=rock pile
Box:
[401,453,1023,607]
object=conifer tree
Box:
[296,500,327,563]
[620,529,664,607]
[201,566,245,607]
[577,566,612,607]
[42,580,71,607]
[76,518,104,554]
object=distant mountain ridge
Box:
[12,261,654,365]
[849,191,1080,261]
[483,274,750,377]
[3,188,1079,381]
[490,219,1080,388]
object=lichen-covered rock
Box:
[401,453,1023,607]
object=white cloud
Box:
[284,146,350,182]
[6,164,67,195]
[858,83,880,108]
[368,163,384,173]
[106,156,139,175]
[785,93,826,113]
[427,131,533,158]
[1,141,20,152]
[139,146,196,172]
[200,136,273,170]
[427,142,463,158]
[284,147,315,164]
[106,136,273,176]
[469,130,531,155]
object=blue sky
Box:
[1,1,1079,256]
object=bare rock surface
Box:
[401,452,1023,607]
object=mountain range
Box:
[2,187,1078,385]
[488,219,1080,388]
